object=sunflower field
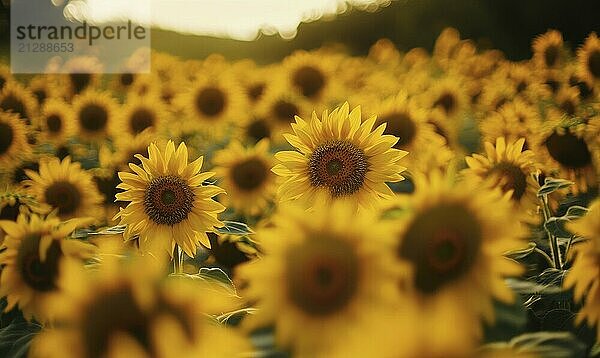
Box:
[1,22,600,357]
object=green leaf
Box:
[481,332,586,358]
[0,320,41,358]
[216,221,254,235]
[537,178,574,197]
[506,242,536,260]
[173,267,237,296]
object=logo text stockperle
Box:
[16,20,147,46]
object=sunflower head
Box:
[72,91,118,141]
[273,102,407,209]
[0,213,95,321]
[532,29,564,69]
[577,32,600,86]
[114,140,226,257]
[0,111,32,168]
[0,82,37,125]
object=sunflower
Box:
[118,96,167,137]
[114,140,226,258]
[176,74,246,137]
[426,75,469,119]
[564,199,600,340]
[554,85,581,116]
[532,30,565,70]
[100,130,159,173]
[28,75,60,107]
[125,74,162,100]
[237,115,275,144]
[60,56,103,97]
[30,256,251,357]
[0,213,95,321]
[463,137,541,220]
[24,156,104,221]
[0,64,13,91]
[281,50,335,103]
[72,90,118,141]
[576,32,600,88]
[256,88,310,144]
[369,91,448,171]
[38,99,76,145]
[212,139,276,216]
[0,192,40,223]
[532,114,599,193]
[479,98,542,150]
[387,171,525,355]
[0,81,38,125]
[236,200,402,357]
[272,102,407,209]
[0,111,31,170]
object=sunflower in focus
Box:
[532,30,564,70]
[0,213,95,321]
[0,112,31,170]
[118,96,167,137]
[577,32,600,87]
[114,141,225,258]
[38,99,76,145]
[72,91,118,142]
[213,139,276,216]
[564,200,600,340]
[236,200,402,357]
[0,82,38,125]
[387,171,525,356]
[31,257,251,357]
[24,156,104,221]
[463,137,541,220]
[272,102,407,209]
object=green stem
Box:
[173,245,184,274]
[540,194,562,269]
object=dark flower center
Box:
[120,73,134,87]
[246,118,271,142]
[81,286,194,358]
[94,172,122,205]
[287,236,359,316]
[489,162,528,201]
[543,45,560,67]
[247,83,265,102]
[231,158,268,191]
[16,234,63,292]
[0,121,14,155]
[544,131,592,169]
[433,92,457,115]
[208,233,250,271]
[399,204,482,294]
[377,112,417,148]
[44,181,82,216]
[129,108,155,134]
[559,99,576,116]
[46,114,63,133]
[588,50,600,78]
[79,103,108,132]
[308,140,368,197]
[0,94,27,122]
[144,176,195,226]
[195,87,227,118]
[33,89,47,105]
[0,200,20,221]
[292,65,326,98]
[272,100,299,123]
[545,79,560,93]
[69,73,91,94]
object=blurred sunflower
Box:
[237,115,275,144]
[463,137,540,219]
[0,193,39,222]
[125,74,162,100]
[60,56,103,97]
[532,114,599,193]
[480,98,541,150]
[72,91,118,142]
[370,91,447,169]
[272,102,407,209]
[281,50,335,103]
[0,82,38,125]
[38,99,76,146]
[28,75,60,107]
[256,89,310,143]
[577,32,600,87]
[176,74,246,138]
[114,141,225,257]
[388,171,525,355]
[0,64,13,91]
[532,30,565,70]
[118,97,167,137]
[24,157,104,221]
[31,257,251,357]
[0,111,31,170]
[564,199,600,340]
[554,85,580,116]
[236,200,402,357]
[0,213,95,321]
[213,139,276,216]
[426,76,469,119]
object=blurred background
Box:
[0,0,600,64]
